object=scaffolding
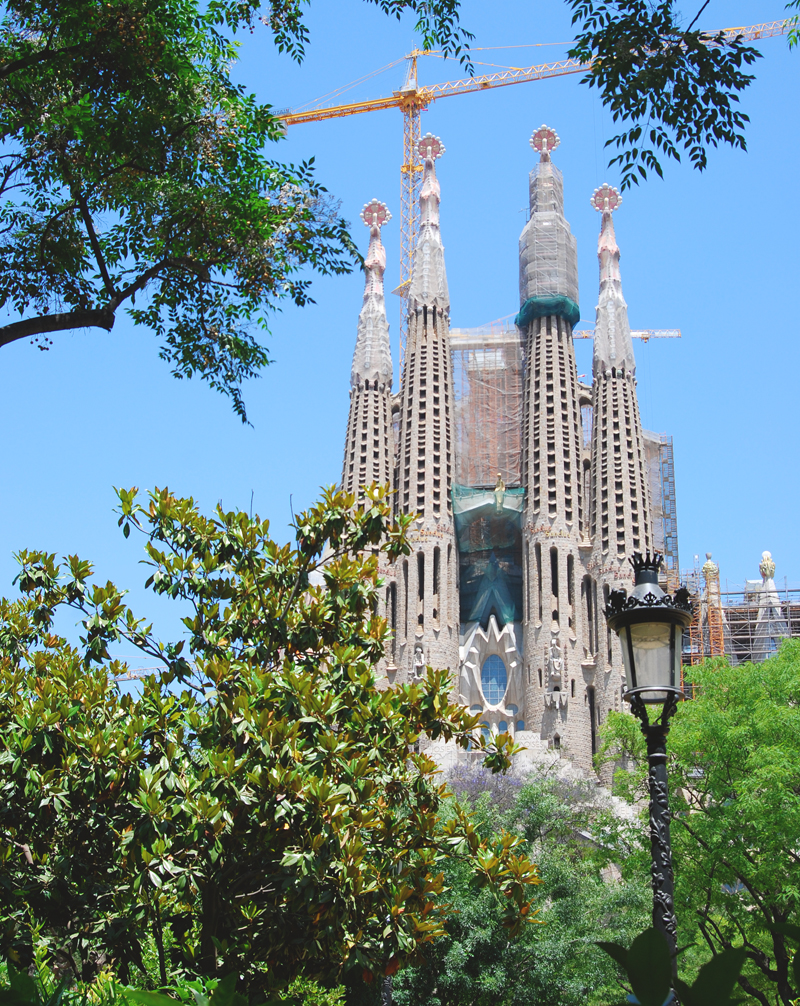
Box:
[450,320,526,488]
[682,579,800,668]
[643,431,680,584]
[721,588,800,665]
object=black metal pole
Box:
[630,692,679,980]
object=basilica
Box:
[340,126,663,771]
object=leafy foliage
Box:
[788,0,800,51]
[208,0,473,65]
[599,642,800,1005]
[383,765,650,1006]
[0,0,367,418]
[0,0,473,419]
[568,0,761,189]
[598,925,746,1006]
[0,485,540,995]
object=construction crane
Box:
[280,21,788,349]
[574,328,681,342]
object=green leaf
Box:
[674,977,698,1006]
[209,974,247,1006]
[124,992,179,1006]
[689,947,746,1006]
[596,940,629,970]
[626,929,672,1006]
[771,922,800,944]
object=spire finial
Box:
[350,197,392,389]
[530,124,560,162]
[591,183,622,215]
[418,133,445,162]
[360,199,391,231]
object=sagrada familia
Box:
[339,126,670,772]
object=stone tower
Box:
[588,184,653,588]
[394,134,460,681]
[336,129,669,772]
[341,199,394,495]
[518,126,596,760]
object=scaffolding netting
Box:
[452,484,525,628]
[643,429,679,579]
[516,294,580,330]
[518,160,579,323]
[451,321,526,488]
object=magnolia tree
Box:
[0,485,540,994]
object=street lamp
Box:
[605,552,692,976]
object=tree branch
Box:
[735,974,771,1006]
[74,191,115,297]
[0,308,114,348]
[686,1,711,33]
[0,41,84,80]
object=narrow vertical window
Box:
[535,543,543,621]
[432,546,440,621]
[585,577,595,653]
[525,541,530,620]
[388,582,397,661]
[550,547,559,598]
[417,552,425,627]
[403,560,409,639]
[588,686,597,755]
[603,584,613,664]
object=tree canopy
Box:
[385,765,650,1006]
[568,0,762,189]
[0,0,469,420]
[0,484,540,995]
[0,0,790,417]
[598,642,800,1006]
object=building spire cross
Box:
[530,124,560,162]
[359,198,391,317]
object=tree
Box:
[380,766,650,1006]
[0,0,792,418]
[598,642,800,1006]
[0,484,540,995]
[567,0,763,189]
[0,0,469,420]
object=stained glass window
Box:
[481,654,508,704]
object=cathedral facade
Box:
[341,127,658,772]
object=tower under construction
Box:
[341,126,682,771]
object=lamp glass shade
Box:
[619,621,682,703]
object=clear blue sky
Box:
[1,1,797,646]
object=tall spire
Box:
[394,132,460,684]
[341,198,395,497]
[591,184,636,377]
[588,182,653,564]
[517,125,579,329]
[350,199,393,389]
[407,133,449,313]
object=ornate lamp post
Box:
[605,553,692,976]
